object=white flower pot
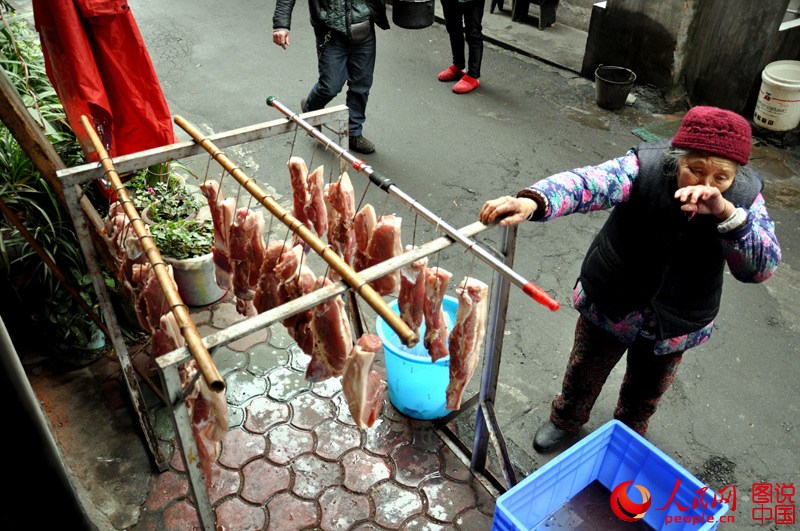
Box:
[164,252,226,307]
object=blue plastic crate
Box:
[493,420,730,530]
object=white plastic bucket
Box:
[753,60,800,131]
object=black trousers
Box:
[441,0,484,78]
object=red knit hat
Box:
[671,106,752,165]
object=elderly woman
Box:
[479,106,781,453]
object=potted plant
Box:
[150,218,226,306]
[125,166,203,225]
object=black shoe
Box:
[349,135,375,154]
[533,420,573,453]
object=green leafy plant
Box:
[0,13,108,358]
[125,165,202,224]
[150,219,213,260]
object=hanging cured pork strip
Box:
[229,207,266,316]
[152,311,229,488]
[342,334,387,429]
[398,246,428,336]
[364,215,403,296]
[353,203,377,271]
[305,276,354,382]
[253,240,292,314]
[199,180,235,291]
[126,262,177,334]
[324,172,357,273]
[274,244,316,355]
[445,278,489,410]
[288,157,311,229]
[304,165,328,240]
[423,267,453,362]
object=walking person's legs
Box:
[462,0,484,78]
[345,31,376,153]
[438,0,466,81]
[451,0,482,93]
[305,30,349,112]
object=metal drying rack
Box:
[56,102,557,529]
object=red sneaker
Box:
[452,75,480,94]
[437,65,465,82]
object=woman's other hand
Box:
[273,30,290,49]
[479,196,537,226]
[674,185,735,220]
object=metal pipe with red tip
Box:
[266,97,560,312]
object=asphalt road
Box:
[130,1,800,528]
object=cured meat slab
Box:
[445,278,489,410]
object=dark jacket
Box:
[273,0,386,36]
[579,140,763,340]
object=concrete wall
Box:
[557,0,599,31]
[682,0,791,116]
[581,0,688,89]
[581,0,799,117]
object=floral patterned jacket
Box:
[521,150,782,355]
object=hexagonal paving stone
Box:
[440,445,473,482]
[410,422,444,453]
[249,341,290,376]
[144,470,188,511]
[291,453,343,499]
[381,403,407,423]
[319,486,371,531]
[267,366,310,401]
[290,392,336,430]
[341,449,391,493]
[421,477,477,523]
[163,499,201,529]
[266,492,319,530]
[240,458,291,505]
[212,345,248,375]
[268,324,295,349]
[370,481,423,529]
[472,477,497,516]
[229,327,269,353]
[225,370,268,406]
[334,393,358,426]
[215,497,266,531]
[455,507,494,530]
[243,396,290,434]
[392,444,442,488]
[218,427,266,468]
[228,405,245,428]
[288,344,312,373]
[266,424,314,465]
[364,418,413,456]
[207,463,241,505]
[311,377,342,398]
[314,419,362,461]
[403,516,457,530]
[212,301,242,329]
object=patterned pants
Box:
[550,314,684,435]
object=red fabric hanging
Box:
[32,0,177,161]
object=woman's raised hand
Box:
[674,185,735,220]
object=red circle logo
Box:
[610,481,652,522]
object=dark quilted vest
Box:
[579,140,763,339]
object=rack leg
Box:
[160,364,216,531]
[62,185,168,471]
[470,224,518,489]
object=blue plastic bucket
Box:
[376,296,458,420]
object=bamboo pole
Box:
[173,115,418,348]
[79,115,224,392]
